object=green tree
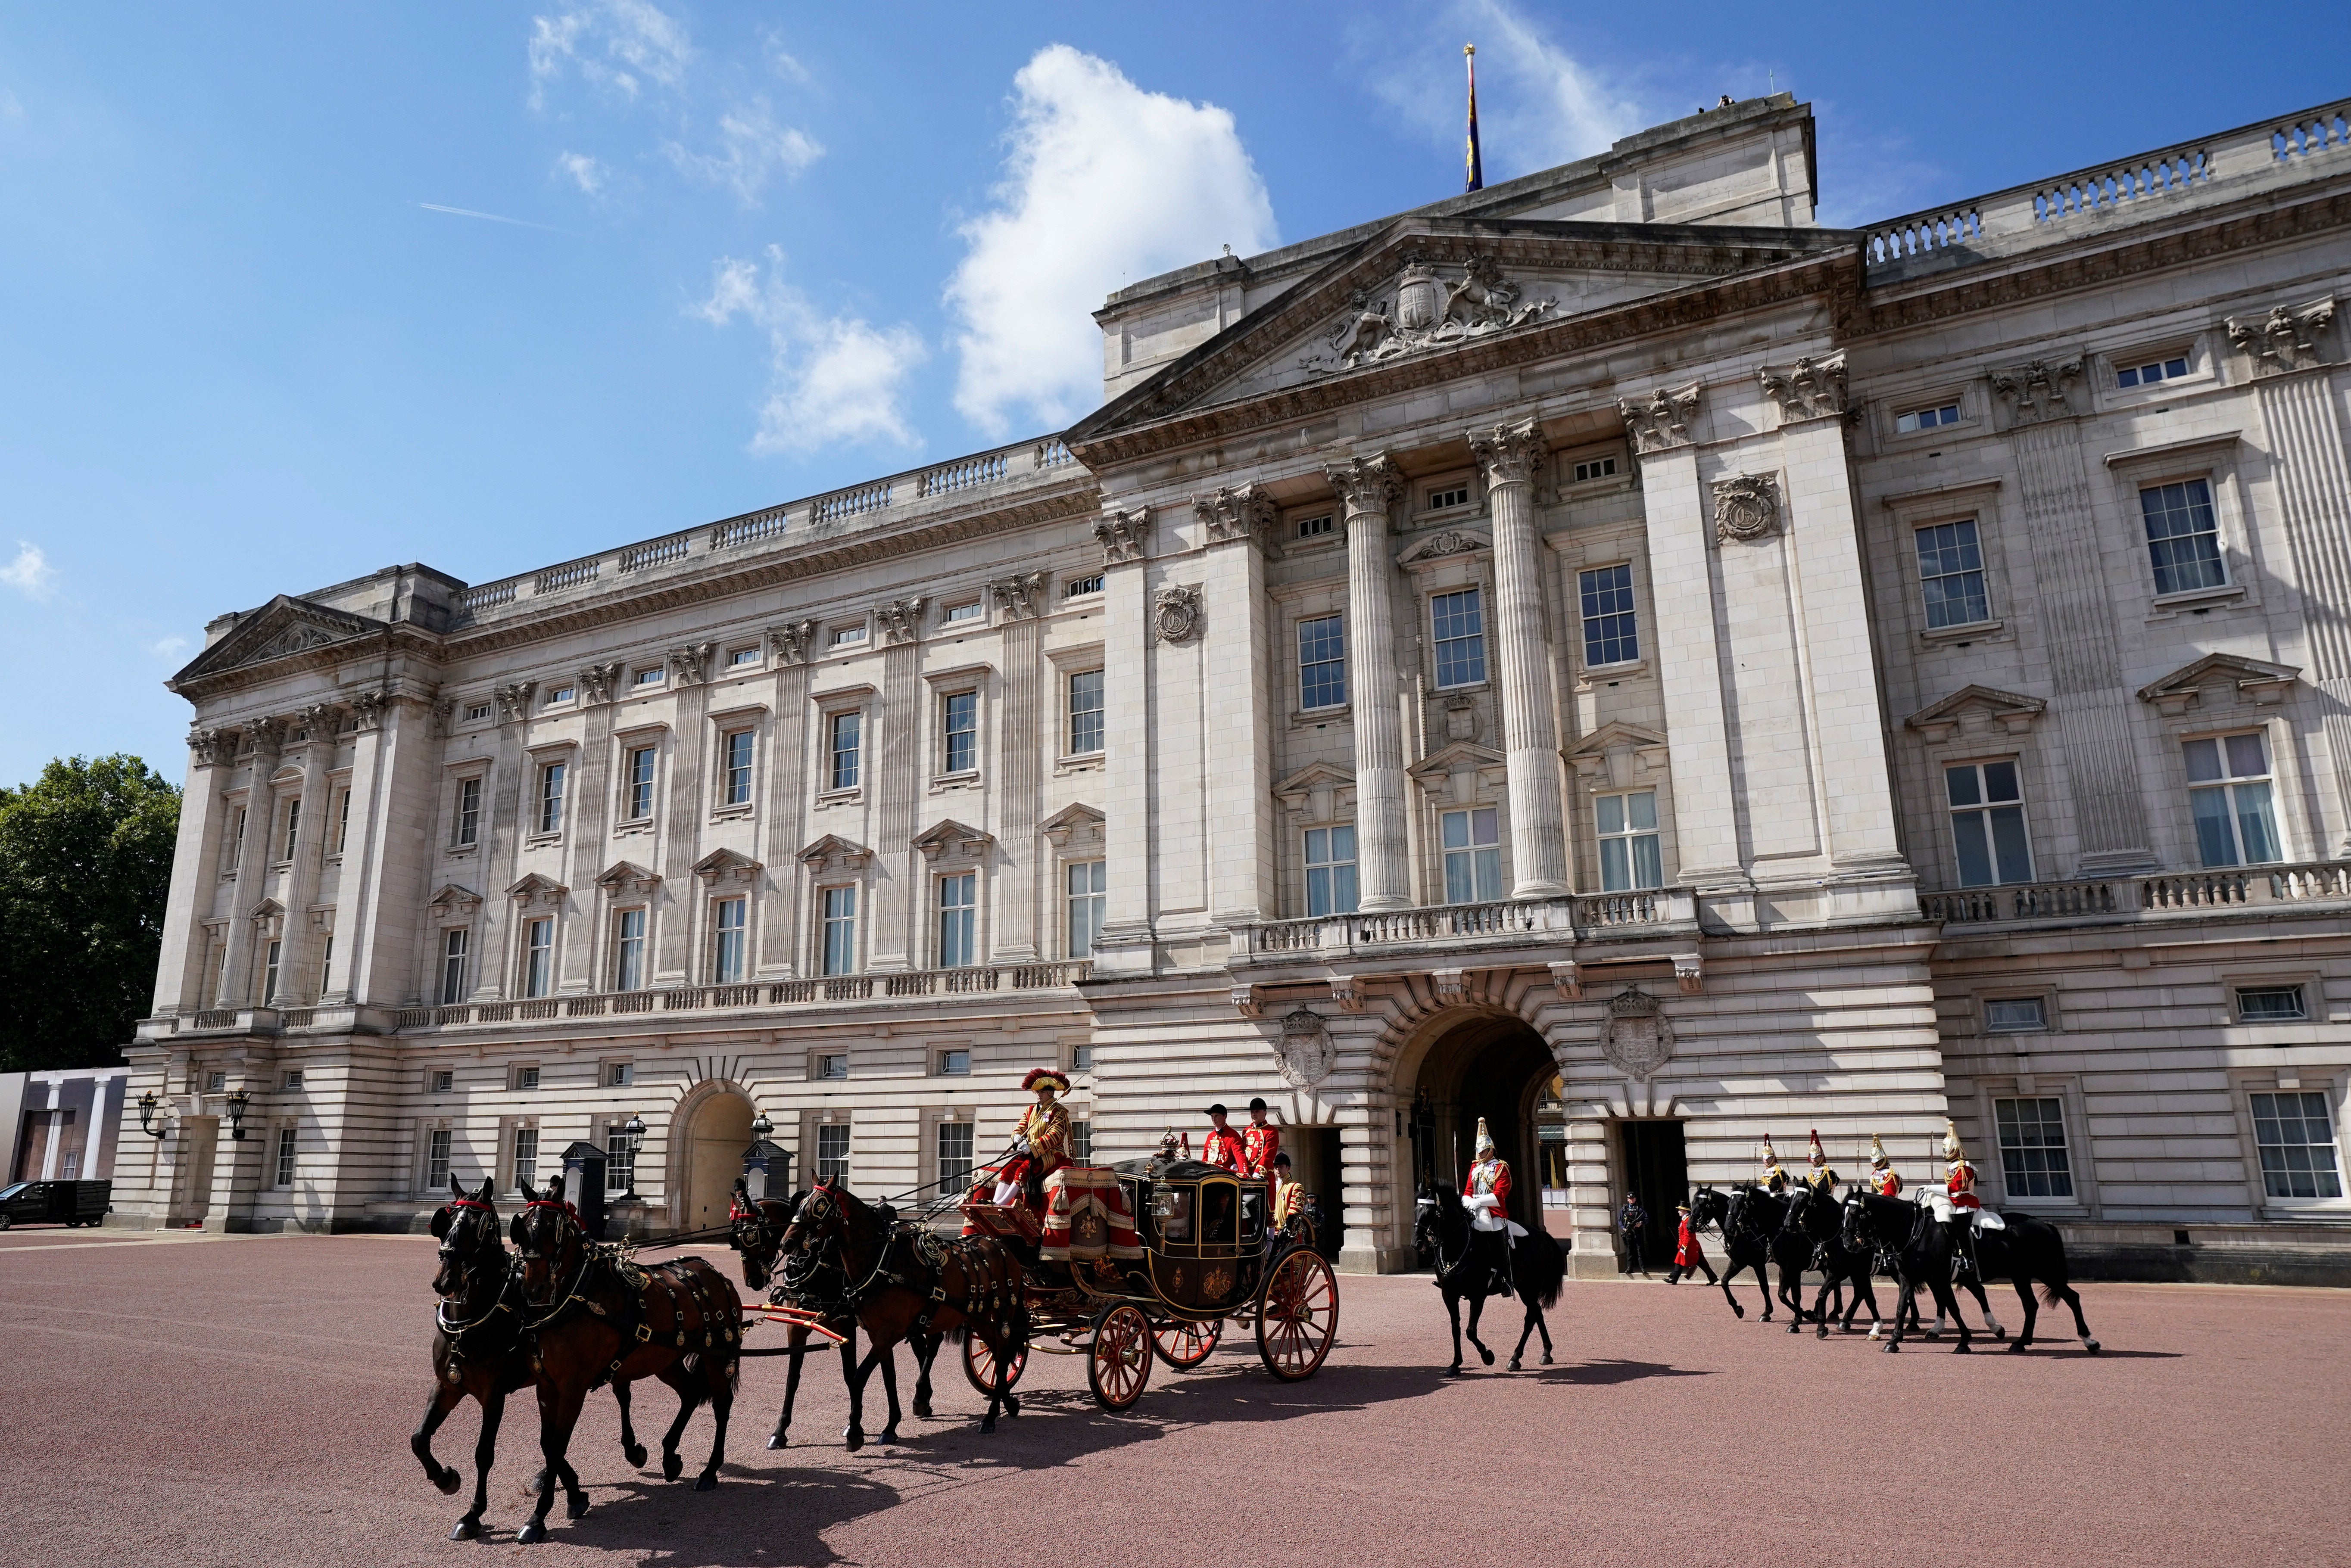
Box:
[0,755,182,1072]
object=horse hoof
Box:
[1004,1395,1020,1417]
[1478,1348,1494,1366]
[2085,1338,2102,1355]
[913,1400,934,1420]
[565,1493,590,1521]
[1443,1365,1462,1378]
[2006,1339,2030,1353]
[624,1443,648,1468]
[1815,1325,1828,1340]
[1884,1342,1899,1353]
[980,1416,997,1434]
[662,1452,684,1482]
[449,1518,481,1541]
[433,1468,461,1496]
[1994,1327,2009,1342]
[1954,1341,1972,1354]
[1507,1360,1522,1372]
[879,1426,900,1446]
[1730,1304,1745,1320]
[694,1475,717,1493]
[515,1521,547,1546]
[842,1430,864,1454]
[1541,1354,1553,1366]
[765,1434,786,1451]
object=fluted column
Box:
[1327,453,1410,911]
[990,579,1046,961]
[275,703,338,1003]
[217,719,285,1003]
[1469,419,1569,897]
[151,727,237,1015]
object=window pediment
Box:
[1408,741,1506,795]
[1563,721,1670,785]
[594,860,661,896]
[914,818,994,861]
[692,848,762,886]
[1272,762,1357,821]
[428,883,482,915]
[505,872,568,908]
[1397,528,1493,569]
[798,833,873,872]
[1039,802,1105,849]
[1906,684,2048,743]
[2136,653,2299,716]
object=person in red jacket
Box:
[1200,1104,1245,1173]
[1242,1098,1282,1179]
[1665,1201,1716,1285]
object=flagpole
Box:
[1463,43,1483,194]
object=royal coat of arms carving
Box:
[1304,255,1557,376]
[1154,584,1201,644]
[1600,986,1674,1080]
[1276,1007,1337,1089]
[1711,473,1782,544]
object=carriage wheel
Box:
[1087,1303,1154,1411]
[1255,1247,1338,1382]
[962,1329,1028,1397]
[1150,1316,1223,1370]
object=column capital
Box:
[873,599,928,645]
[987,572,1049,620]
[492,679,539,722]
[1323,452,1404,516]
[347,689,389,732]
[1191,483,1278,549]
[1468,417,1549,489]
[248,716,290,754]
[186,726,240,768]
[1094,506,1151,565]
[1618,383,1703,454]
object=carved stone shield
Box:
[1711,474,1782,545]
[1600,986,1674,1080]
[1395,263,1442,332]
[1276,1007,1336,1089]
[1154,584,1200,644]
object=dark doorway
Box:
[1619,1120,1689,1272]
[1305,1127,1344,1261]
[1407,1014,1555,1232]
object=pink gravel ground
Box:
[0,1228,2342,1567]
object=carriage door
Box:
[1618,1120,1687,1272]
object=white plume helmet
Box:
[1868,1133,1890,1169]
[1474,1117,1495,1157]
[1942,1119,1968,1162]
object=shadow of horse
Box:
[1523,1358,1714,1388]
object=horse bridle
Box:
[1414,1195,1471,1285]
[433,1200,514,1338]
[514,1198,596,1326]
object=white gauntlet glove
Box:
[1011,1136,1030,1154]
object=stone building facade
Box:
[114,93,2351,1281]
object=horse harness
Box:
[513,1199,740,1385]
[433,1200,517,1381]
[799,1186,1018,1339]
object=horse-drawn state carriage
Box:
[957,1155,1340,1409]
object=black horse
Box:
[1843,1192,2100,1354]
[1695,1184,1820,1322]
[1786,1182,1883,1338]
[1689,1184,1773,1320]
[1412,1182,1567,1374]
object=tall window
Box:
[712,897,747,983]
[1946,761,2033,886]
[262,940,283,1004]
[605,1122,638,1193]
[816,1123,851,1185]
[1066,860,1106,958]
[2186,732,2281,867]
[2141,478,2226,595]
[229,807,247,868]
[318,935,334,997]
[511,1126,539,1194]
[455,778,481,846]
[2250,1091,2343,1200]
[1595,791,1662,891]
[624,747,657,820]
[1441,807,1502,903]
[937,872,977,968]
[722,731,754,806]
[829,712,862,790]
[1304,825,1359,916]
[523,918,554,998]
[1995,1098,2074,1199]
[274,1125,297,1188]
[1578,565,1640,667]
[1298,616,1346,710]
[426,1128,452,1192]
[1914,520,1991,629]
[1431,589,1487,688]
[440,928,468,1005]
[613,908,648,991]
[938,1121,974,1192]
[537,761,566,834]
[335,789,351,854]
[1069,1119,1093,1164]
[942,691,978,774]
[1068,670,1104,755]
[821,886,858,975]
[281,797,301,862]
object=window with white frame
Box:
[1304,825,1358,916]
[430,1068,454,1093]
[820,885,858,975]
[1073,1043,1094,1073]
[1994,1097,2074,1199]
[207,1070,226,1091]
[2140,479,2226,596]
[284,1069,304,1091]
[1578,565,1640,667]
[1426,482,1471,511]
[712,897,747,983]
[828,712,862,790]
[280,797,301,862]
[1067,670,1104,756]
[1595,791,1662,891]
[2117,352,2190,388]
[721,730,754,807]
[1295,512,1335,540]
[1431,589,1487,688]
[523,918,555,998]
[2186,732,2281,867]
[727,645,761,669]
[1984,997,2049,1033]
[1895,401,1961,433]
[938,1048,970,1076]
[513,1064,540,1091]
[511,1126,539,1193]
[274,1125,297,1188]
[1571,454,1619,484]
[426,1127,452,1190]
[261,939,283,1004]
[537,761,566,834]
[1946,761,2033,886]
[623,746,657,821]
[1064,574,1104,599]
[228,806,246,870]
[317,936,333,999]
[1298,616,1346,710]
[1914,520,1991,629]
[546,684,576,705]
[937,872,978,968]
[2250,1091,2343,1199]
[944,600,983,625]
[830,624,867,648]
[465,701,492,721]
[633,666,664,688]
[1066,860,1106,958]
[334,788,351,854]
[942,691,978,775]
[816,1052,848,1080]
[613,908,648,991]
[1069,1119,1093,1163]
[605,1122,638,1193]
[455,778,481,846]
[938,1120,974,1190]
[1441,807,1502,903]
[2235,984,2307,1022]
[815,1123,851,1184]
[604,1061,631,1087]
[440,928,468,1005]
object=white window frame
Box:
[536,759,567,836]
[611,906,649,992]
[1296,613,1347,712]
[1593,790,1663,892]
[424,1126,453,1191]
[1064,858,1106,959]
[936,871,979,969]
[1067,668,1105,757]
[450,771,486,849]
[1992,1095,2077,1204]
[720,728,756,809]
[1944,758,2036,888]
[1440,806,1503,904]
[509,1123,540,1195]
[273,1124,297,1188]
[937,1116,975,1192]
[814,1120,851,1185]
[1428,587,1488,691]
[1913,517,1994,632]
[621,744,659,823]
[2183,729,2285,868]
[711,896,748,984]
[818,883,860,976]
[826,709,864,793]
[439,927,469,1006]
[521,916,556,999]
[1576,563,1642,670]
[1303,824,1359,917]
[2243,1083,2347,1209]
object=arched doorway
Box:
[678,1086,753,1234]
[1401,1012,1556,1232]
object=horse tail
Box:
[1529,1231,1568,1310]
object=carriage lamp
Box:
[750,1112,774,1140]
[621,1114,647,1199]
[137,1090,168,1139]
[224,1089,251,1141]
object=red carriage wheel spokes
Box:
[1150,1315,1223,1370]
[1088,1303,1154,1411]
[1254,1248,1338,1381]
[962,1328,1029,1397]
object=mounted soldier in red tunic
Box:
[1868,1133,1903,1198]
[1943,1119,1983,1280]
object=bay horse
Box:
[508,1176,742,1544]
[1842,1192,2100,1354]
[774,1180,1026,1441]
[408,1176,649,1540]
[1412,1182,1567,1374]
[728,1188,942,1449]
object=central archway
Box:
[1400,1011,1557,1232]
[678,1085,754,1234]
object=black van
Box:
[0,1179,112,1228]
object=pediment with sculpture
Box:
[170,594,381,684]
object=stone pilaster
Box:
[656,644,714,982]
[1195,486,1279,929]
[275,704,338,1003]
[1092,508,1156,977]
[870,600,926,971]
[217,719,285,1003]
[341,694,437,1007]
[475,686,535,996]
[151,728,237,1015]
[991,583,1046,961]
[1469,420,1570,897]
[760,628,814,977]
[1326,454,1410,911]
[558,668,618,994]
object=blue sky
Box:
[1,1,2344,788]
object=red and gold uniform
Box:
[1463,1119,1512,1232]
[1944,1120,1981,1213]
[1868,1133,1902,1198]
[1201,1124,1245,1173]
[1270,1176,1307,1232]
[1757,1135,1790,1194]
[1802,1128,1838,1194]
[987,1068,1072,1207]
[1243,1119,1282,1179]
[1675,1209,1704,1268]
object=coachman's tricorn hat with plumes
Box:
[1023,1067,1070,1095]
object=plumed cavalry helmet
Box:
[1869,1133,1891,1169]
[1023,1066,1071,1096]
[1942,1119,1969,1164]
[1474,1117,1496,1158]
[1807,1128,1827,1167]
[1758,1133,1780,1172]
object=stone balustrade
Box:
[1230,890,1692,960]
[1927,859,2351,927]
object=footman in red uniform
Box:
[1201,1104,1245,1173]
[1242,1098,1282,1179]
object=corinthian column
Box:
[1326,453,1410,911]
[1469,418,1569,897]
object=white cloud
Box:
[945,45,1279,436]
[553,150,608,196]
[694,249,927,454]
[149,636,189,660]
[1,541,56,599]
[664,99,823,206]
[528,0,691,109]
[1354,0,1643,181]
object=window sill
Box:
[447,845,478,858]
[524,831,562,848]
[711,803,755,821]
[1575,659,1648,686]
[1432,679,1490,698]
[1291,706,1350,729]
[612,820,654,838]
[1996,1199,2089,1219]
[2258,1199,2351,1219]
[930,770,981,789]
[2149,582,2243,612]
[1920,618,2003,644]
[815,787,862,806]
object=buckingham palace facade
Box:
[114,92,2351,1281]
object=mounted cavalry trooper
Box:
[1802,1129,1838,1195]
[987,1067,1073,1212]
[1459,1118,1526,1293]
[1942,1119,1984,1281]
[1757,1135,1792,1195]
[1867,1134,1903,1197]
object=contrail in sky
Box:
[417,202,565,233]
